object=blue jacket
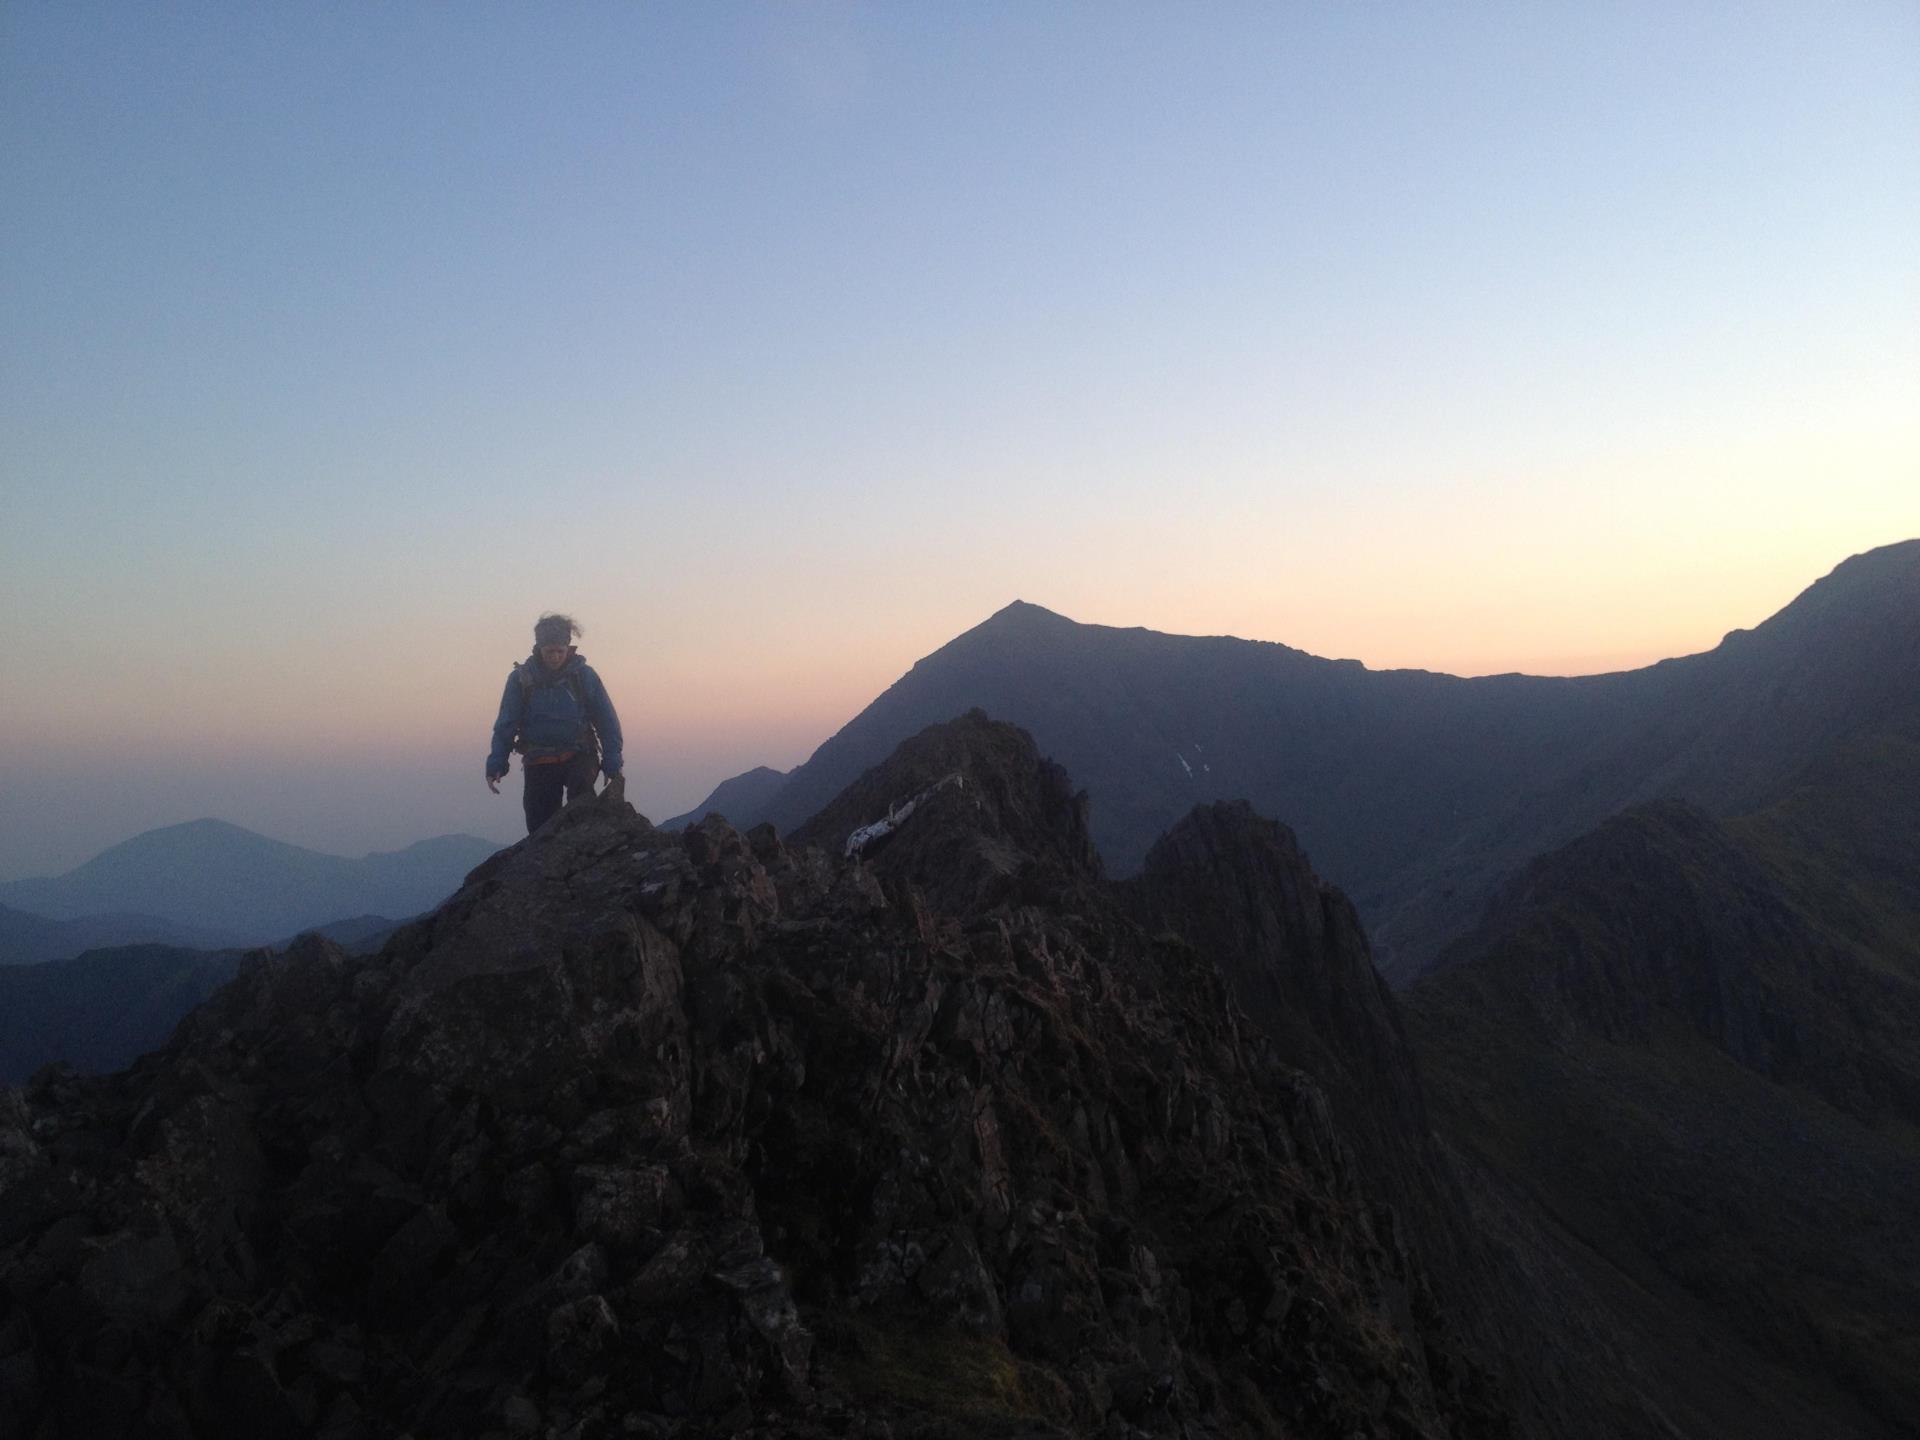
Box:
[487,651,624,779]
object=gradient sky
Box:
[3,3,1916,880]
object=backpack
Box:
[513,662,592,753]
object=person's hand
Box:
[486,773,503,794]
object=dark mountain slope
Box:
[0,918,402,1085]
[1727,722,1920,980]
[1407,798,1920,1437]
[0,944,243,1083]
[0,820,500,942]
[0,720,1514,1440]
[688,541,1920,979]
[1607,538,1920,812]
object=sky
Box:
[2,2,1916,880]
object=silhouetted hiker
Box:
[486,613,625,833]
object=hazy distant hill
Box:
[659,764,789,831]
[1405,727,1920,1435]
[0,901,244,966]
[0,820,500,943]
[681,540,1920,977]
[0,943,243,1083]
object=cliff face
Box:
[0,715,1508,1440]
[1127,803,1427,1162]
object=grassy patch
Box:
[835,1316,1072,1430]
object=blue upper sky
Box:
[2,3,1916,876]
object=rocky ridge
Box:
[0,714,1508,1440]
[676,541,1920,979]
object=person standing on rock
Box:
[486,613,625,833]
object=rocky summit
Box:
[0,713,1509,1440]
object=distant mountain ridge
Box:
[0,819,501,943]
[674,540,1920,978]
[0,902,245,967]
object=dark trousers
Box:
[522,752,600,833]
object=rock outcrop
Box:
[0,715,1509,1440]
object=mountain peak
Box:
[70,817,295,869]
[128,816,271,843]
[977,598,1076,631]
